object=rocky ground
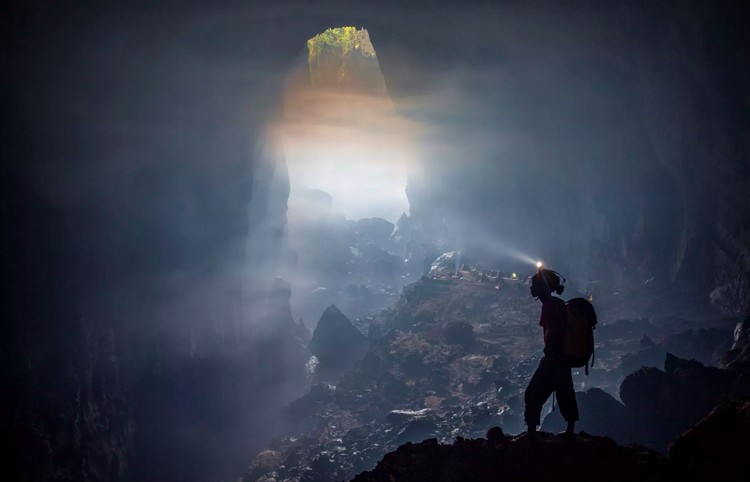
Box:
[243,270,745,482]
[353,397,750,482]
[351,430,667,482]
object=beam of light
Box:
[278,27,420,223]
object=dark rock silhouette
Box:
[669,399,750,482]
[308,305,368,375]
[619,353,739,451]
[351,431,666,482]
[719,312,750,373]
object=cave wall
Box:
[370,1,750,309]
[2,1,750,481]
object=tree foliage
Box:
[306,26,380,90]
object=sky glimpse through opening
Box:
[280,27,416,223]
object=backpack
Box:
[563,297,597,374]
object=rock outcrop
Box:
[619,353,740,451]
[719,312,750,373]
[308,305,368,375]
[669,399,750,482]
[352,430,666,482]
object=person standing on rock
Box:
[524,268,578,438]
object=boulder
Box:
[308,305,368,370]
[429,251,459,276]
[619,353,739,451]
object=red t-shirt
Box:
[539,296,567,356]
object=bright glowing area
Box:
[279,27,418,223]
[536,261,544,269]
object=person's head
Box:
[530,269,565,299]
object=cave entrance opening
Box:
[273,26,421,327]
[278,26,416,225]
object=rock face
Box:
[669,399,750,482]
[1,180,132,482]
[719,312,750,373]
[351,431,666,482]
[246,271,748,481]
[619,353,740,451]
[6,2,750,481]
[308,305,368,373]
[543,352,750,452]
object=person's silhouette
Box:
[524,268,578,438]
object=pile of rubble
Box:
[244,274,747,481]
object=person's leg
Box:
[524,359,554,435]
[554,365,579,436]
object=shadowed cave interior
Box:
[3,1,750,481]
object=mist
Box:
[3,1,750,481]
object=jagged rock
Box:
[429,251,459,275]
[719,312,750,373]
[619,353,739,451]
[351,432,666,482]
[621,346,667,375]
[308,305,367,370]
[669,399,750,482]
[620,325,733,376]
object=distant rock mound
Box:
[546,353,749,451]
[619,353,740,451]
[308,305,368,372]
[351,430,666,482]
